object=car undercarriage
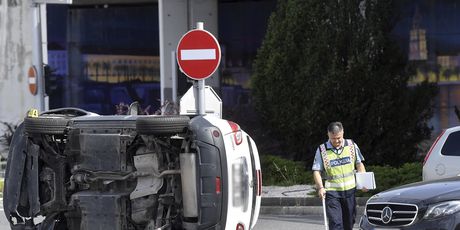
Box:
[4,108,228,230]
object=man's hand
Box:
[317,187,326,199]
[313,171,326,199]
[356,163,368,193]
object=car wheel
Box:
[136,115,190,135]
[24,114,70,135]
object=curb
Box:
[260,197,369,216]
[260,206,366,216]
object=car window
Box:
[441,131,460,156]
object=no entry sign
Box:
[176,29,221,80]
[28,66,38,95]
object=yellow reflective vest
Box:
[319,139,356,191]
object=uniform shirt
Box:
[311,140,364,172]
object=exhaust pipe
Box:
[180,152,198,218]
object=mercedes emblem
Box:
[381,206,393,224]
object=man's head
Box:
[327,122,344,148]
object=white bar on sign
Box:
[29,77,37,84]
[181,49,216,60]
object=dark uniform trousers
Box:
[325,189,356,230]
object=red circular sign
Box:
[176,29,221,80]
[28,66,38,95]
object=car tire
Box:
[136,115,190,135]
[24,114,70,135]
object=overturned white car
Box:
[3,107,262,230]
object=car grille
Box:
[366,202,418,227]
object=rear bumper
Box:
[188,116,228,229]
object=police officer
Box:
[312,122,367,230]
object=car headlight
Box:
[423,201,460,220]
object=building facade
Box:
[2,0,460,153]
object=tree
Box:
[251,0,438,166]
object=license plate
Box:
[358,216,400,230]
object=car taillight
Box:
[423,130,445,166]
[236,223,244,230]
[216,176,221,194]
[256,170,262,196]
[228,121,243,145]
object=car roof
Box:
[445,126,460,133]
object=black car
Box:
[359,177,460,230]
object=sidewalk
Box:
[260,185,368,215]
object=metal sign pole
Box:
[32,3,45,112]
[196,22,205,115]
[171,51,177,105]
[197,80,205,115]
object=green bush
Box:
[356,162,422,197]
[261,155,312,186]
[260,155,422,197]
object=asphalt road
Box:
[0,207,9,230]
[0,208,360,230]
[254,214,327,230]
[254,214,361,230]
[0,213,351,230]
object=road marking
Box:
[180,49,216,60]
